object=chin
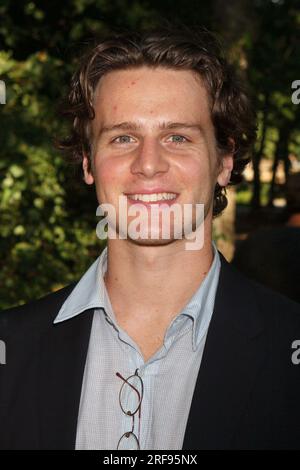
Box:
[126,237,178,247]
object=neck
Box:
[103,218,214,325]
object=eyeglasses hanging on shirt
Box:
[116,368,144,450]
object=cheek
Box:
[94,157,124,197]
[179,156,211,186]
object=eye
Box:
[167,135,189,144]
[111,135,135,144]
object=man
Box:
[1,26,300,450]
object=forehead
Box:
[92,66,211,126]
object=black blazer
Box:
[1,253,300,450]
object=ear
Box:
[216,138,234,187]
[82,153,94,185]
[217,153,234,187]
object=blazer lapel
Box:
[38,308,94,449]
[182,254,266,450]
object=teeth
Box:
[127,192,177,202]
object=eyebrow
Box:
[98,121,203,137]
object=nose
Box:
[130,137,169,178]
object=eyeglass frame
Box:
[116,368,144,450]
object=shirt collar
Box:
[54,243,221,350]
[179,242,221,350]
[54,247,109,324]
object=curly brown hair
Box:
[57,24,257,217]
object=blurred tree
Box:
[245,0,300,208]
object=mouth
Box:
[124,191,179,207]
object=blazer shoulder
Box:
[251,277,300,331]
[0,282,77,336]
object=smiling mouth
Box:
[124,192,179,205]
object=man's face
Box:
[83,66,233,246]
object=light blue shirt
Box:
[54,243,221,450]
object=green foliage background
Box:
[0,0,300,308]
